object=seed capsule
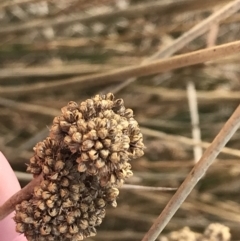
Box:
[40,225,51,236]
[61,177,70,187]
[96,217,103,226]
[81,140,94,151]
[70,184,80,193]
[58,224,68,234]
[34,187,43,198]
[48,208,58,217]
[42,191,51,200]
[47,182,58,193]
[43,214,51,223]
[69,224,79,234]
[78,163,87,172]
[60,188,70,198]
[80,152,89,162]
[102,139,111,148]
[72,132,82,143]
[37,200,46,211]
[54,160,65,172]
[67,101,78,111]
[42,165,50,175]
[63,110,74,123]
[97,128,108,139]
[88,149,98,161]
[46,199,55,208]
[79,219,88,230]
[66,212,75,224]
[64,135,72,145]
[60,120,71,132]
[77,119,87,133]
[95,198,106,208]
[95,140,103,150]
[99,149,109,159]
[16,222,26,233]
[80,203,88,213]
[109,152,120,163]
[108,187,119,200]
[62,198,74,208]
[41,180,50,190]
[34,210,41,219]
[50,124,61,136]
[95,158,105,169]
[73,233,84,241]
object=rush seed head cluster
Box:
[15,93,144,241]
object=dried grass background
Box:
[0,0,240,240]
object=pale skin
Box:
[0,152,27,241]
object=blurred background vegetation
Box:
[0,0,240,240]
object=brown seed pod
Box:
[78,163,87,173]
[42,191,51,200]
[79,219,89,230]
[48,208,58,217]
[37,200,46,211]
[54,160,65,172]
[69,224,79,234]
[60,188,70,198]
[47,182,58,193]
[40,224,51,236]
[58,223,68,234]
[16,222,26,233]
[46,199,55,208]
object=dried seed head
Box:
[15,93,144,241]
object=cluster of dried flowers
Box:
[160,223,231,241]
[14,93,144,241]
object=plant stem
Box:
[141,104,240,241]
[0,173,43,221]
[1,40,240,96]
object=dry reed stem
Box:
[141,104,240,241]
[0,173,43,220]
[187,81,202,163]
[0,64,114,79]
[1,40,240,95]
[0,97,59,116]
[137,191,240,223]
[141,127,240,158]
[206,23,220,47]
[134,86,240,102]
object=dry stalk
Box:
[141,127,240,158]
[141,104,240,241]
[187,81,202,163]
[0,174,43,220]
[1,40,240,96]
